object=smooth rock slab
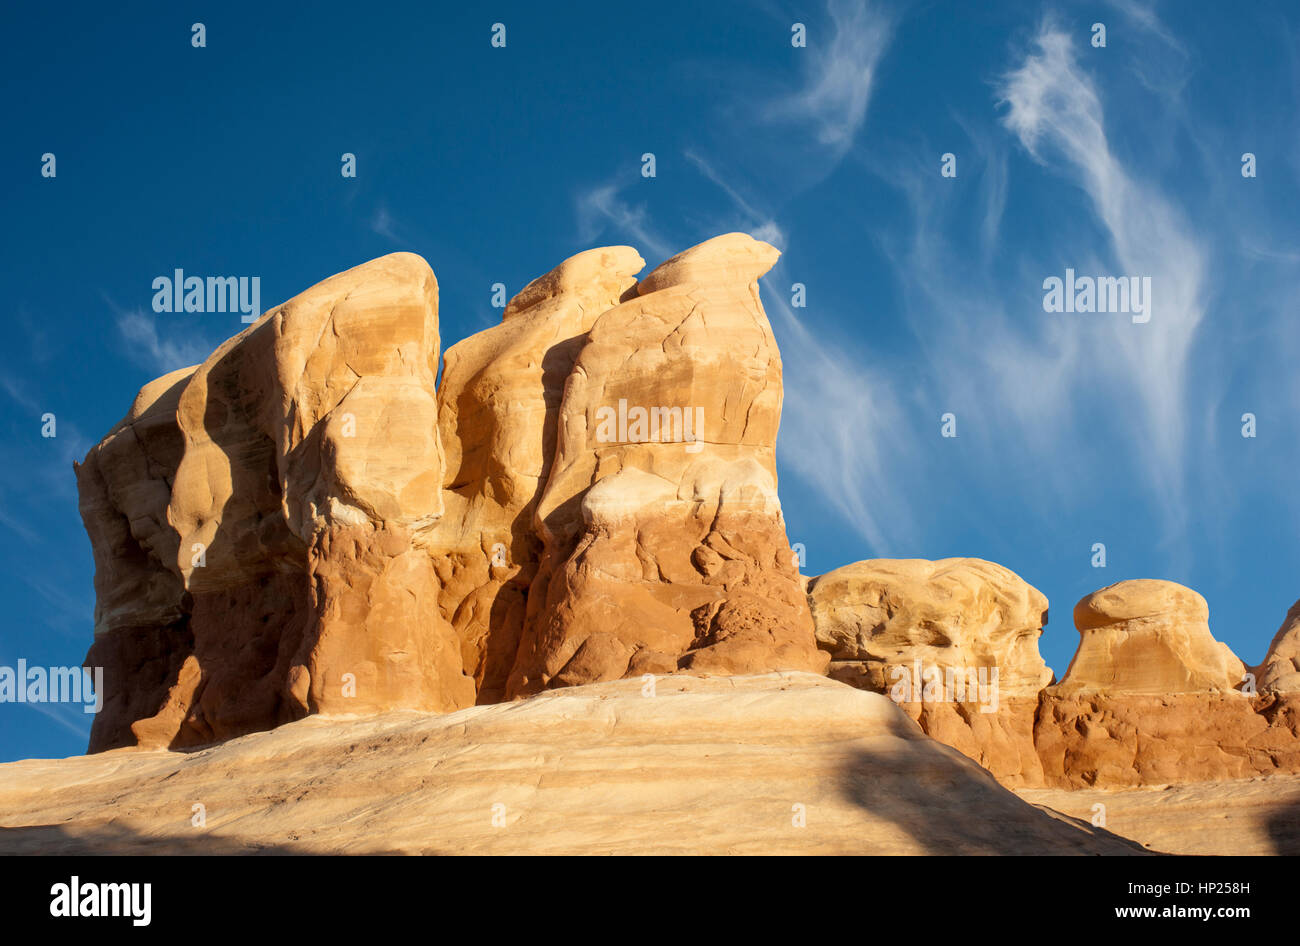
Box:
[1018,774,1300,856]
[0,674,1146,855]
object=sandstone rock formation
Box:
[809,558,1052,693]
[808,567,1300,790]
[807,558,1052,786]
[79,254,474,752]
[505,234,827,696]
[0,673,1148,855]
[77,237,826,751]
[1053,579,1245,695]
[1257,600,1300,693]
[72,235,1300,801]
[429,246,645,703]
[76,366,198,747]
[1033,688,1300,788]
[1018,773,1300,856]
[1037,580,1300,788]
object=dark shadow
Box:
[453,329,592,700]
[0,821,423,856]
[836,736,1154,856]
[1264,792,1300,855]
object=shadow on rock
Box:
[1265,793,1300,855]
[0,822,421,856]
[837,744,1154,855]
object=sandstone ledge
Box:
[1018,774,1300,856]
[0,674,1146,855]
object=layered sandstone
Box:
[1257,600,1300,693]
[808,558,1052,694]
[506,234,828,696]
[429,247,644,703]
[1018,774,1300,856]
[78,254,474,752]
[0,674,1148,855]
[807,567,1300,790]
[77,237,828,751]
[1033,689,1300,788]
[1038,580,1299,788]
[1053,580,1245,695]
[807,558,1053,787]
[72,237,1300,799]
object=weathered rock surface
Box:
[76,237,829,752]
[807,567,1300,790]
[430,246,644,703]
[1037,581,1300,788]
[506,234,828,696]
[1257,600,1300,693]
[69,234,1300,803]
[1054,579,1245,695]
[1019,774,1300,856]
[77,365,195,637]
[1034,690,1300,788]
[78,254,474,752]
[76,366,198,748]
[807,558,1051,786]
[0,674,1147,855]
[809,558,1052,694]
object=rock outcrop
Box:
[809,558,1052,694]
[1052,580,1245,695]
[1033,688,1300,788]
[79,254,475,752]
[72,236,1300,799]
[1257,600,1300,693]
[1018,774,1300,856]
[0,673,1148,855]
[1032,579,1294,788]
[76,236,826,751]
[808,558,1052,786]
[429,246,644,703]
[809,568,1300,790]
[505,234,827,696]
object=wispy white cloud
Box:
[1103,0,1190,60]
[0,374,41,415]
[673,0,901,549]
[574,180,676,260]
[683,150,788,250]
[766,0,893,157]
[0,376,90,503]
[684,0,895,205]
[951,114,1010,263]
[370,204,409,244]
[22,575,93,639]
[765,281,915,550]
[996,21,1208,510]
[102,294,210,377]
[14,698,92,741]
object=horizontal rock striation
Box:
[77,236,825,751]
[79,254,475,751]
[0,673,1148,855]
[74,236,1300,793]
[810,568,1300,789]
[506,234,827,696]
[808,558,1051,787]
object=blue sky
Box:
[2,0,1298,761]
